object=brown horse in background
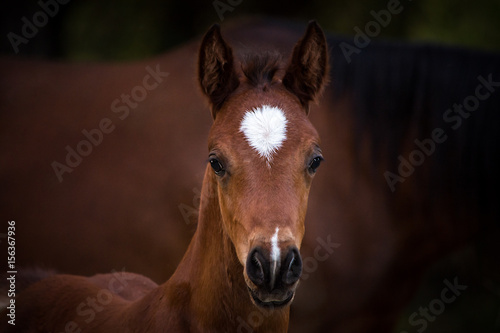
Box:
[1,18,500,332]
[1,21,328,332]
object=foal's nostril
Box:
[246,248,266,287]
[283,247,302,285]
[246,246,302,291]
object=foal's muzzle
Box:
[245,246,302,308]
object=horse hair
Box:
[240,51,283,88]
[327,36,500,220]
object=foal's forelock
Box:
[240,52,283,88]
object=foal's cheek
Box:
[293,194,310,247]
[218,193,240,239]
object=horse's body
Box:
[1,19,500,332]
[1,22,328,332]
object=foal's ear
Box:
[283,21,329,113]
[198,24,239,118]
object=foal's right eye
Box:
[209,158,225,176]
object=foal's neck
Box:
[156,169,289,331]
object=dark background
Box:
[2,1,500,332]
[2,0,500,60]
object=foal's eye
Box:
[308,156,323,174]
[209,158,225,176]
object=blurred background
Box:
[1,1,500,332]
[1,0,500,60]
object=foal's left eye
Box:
[209,158,225,176]
[308,156,323,173]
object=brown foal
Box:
[2,21,328,332]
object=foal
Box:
[3,21,328,332]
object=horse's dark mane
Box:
[239,51,283,87]
[327,36,500,220]
[230,21,500,220]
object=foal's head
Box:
[198,21,328,309]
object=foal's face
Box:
[208,88,322,308]
[198,21,328,309]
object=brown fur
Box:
[1,22,328,332]
[4,18,495,333]
[198,24,240,116]
[282,21,329,112]
[240,51,283,88]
